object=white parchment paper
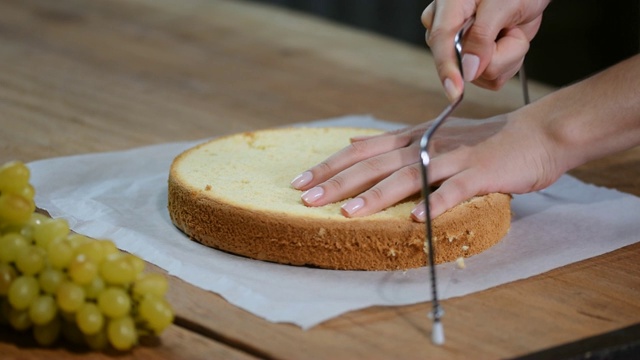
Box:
[28,116,640,329]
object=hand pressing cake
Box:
[167,127,511,271]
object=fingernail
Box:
[461,54,479,82]
[301,186,323,204]
[291,171,313,189]
[411,202,426,222]
[341,197,365,217]
[443,78,460,102]
[350,135,372,142]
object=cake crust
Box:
[168,127,511,271]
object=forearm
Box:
[517,54,640,173]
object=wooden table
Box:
[2,0,639,358]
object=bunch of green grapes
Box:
[0,161,174,351]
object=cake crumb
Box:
[455,257,466,269]
[387,248,397,257]
[461,245,469,251]
[317,228,326,237]
[204,184,212,191]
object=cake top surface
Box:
[171,127,418,222]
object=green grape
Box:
[33,218,70,247]
[138,294,174,334]
[100,256,135,285]
[0,223,26,239]
[66,233,91,250]
[68,254,98,285]
[76,302,104,335]
[0,161,30,194]
[28,294,57,325]
[83,276,106,300]
[16,245,45,276]
[0,299,11,325]
[0,193,34,225]
[56,282,85,313]
[59,309,76,323]
[127,254,145,277]
[0,262,18,295]
[107,316,137,351]
[2,183,36,201]
[8,275,39,310]
[8,307,32,331]
[84,328,109,350]
[0,160,174,351]
[38,267,65,294]
[75,241,106,264]
[104,251,123,261]
[132,273,168,299]
[28,212,49,227]
[98,239,118,257]
[33,317,62,346]
[18,224,34,241]
[98,287,131,318]
[0,232,30,263]
[61,319,84,345]
[2,216,36,241]
[17,184,35,200]
[16,212,49,243]
[47,238,73,269]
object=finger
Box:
[427,169,487,219]
[350,126,410,143]
[421,2,435,33]
[428,0,474,101]
[519,15,544,41]
[340,163,423,218]
[460,1,545,84]
[290,132,412,190]
[409,149,470,222]
[410,200,427,222]
[476,27,529,86]
[350,134,378,142]
[302,144,419,207]
[459,1,522,82]
[423,145,471,186]
[472,59,523,90]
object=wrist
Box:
[506,100,581,183]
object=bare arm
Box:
[292,54,640,221]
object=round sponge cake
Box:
[168,127,511,271]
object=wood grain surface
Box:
[1,0,639,359]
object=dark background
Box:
[246,0,639,87]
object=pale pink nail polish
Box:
[350,135,371,142]
[461,54,479,82]
[291,171,313,189]
[411,202,426,222]
[341,198,365,216]
[301,186,323,204]
[443,78,460,102]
